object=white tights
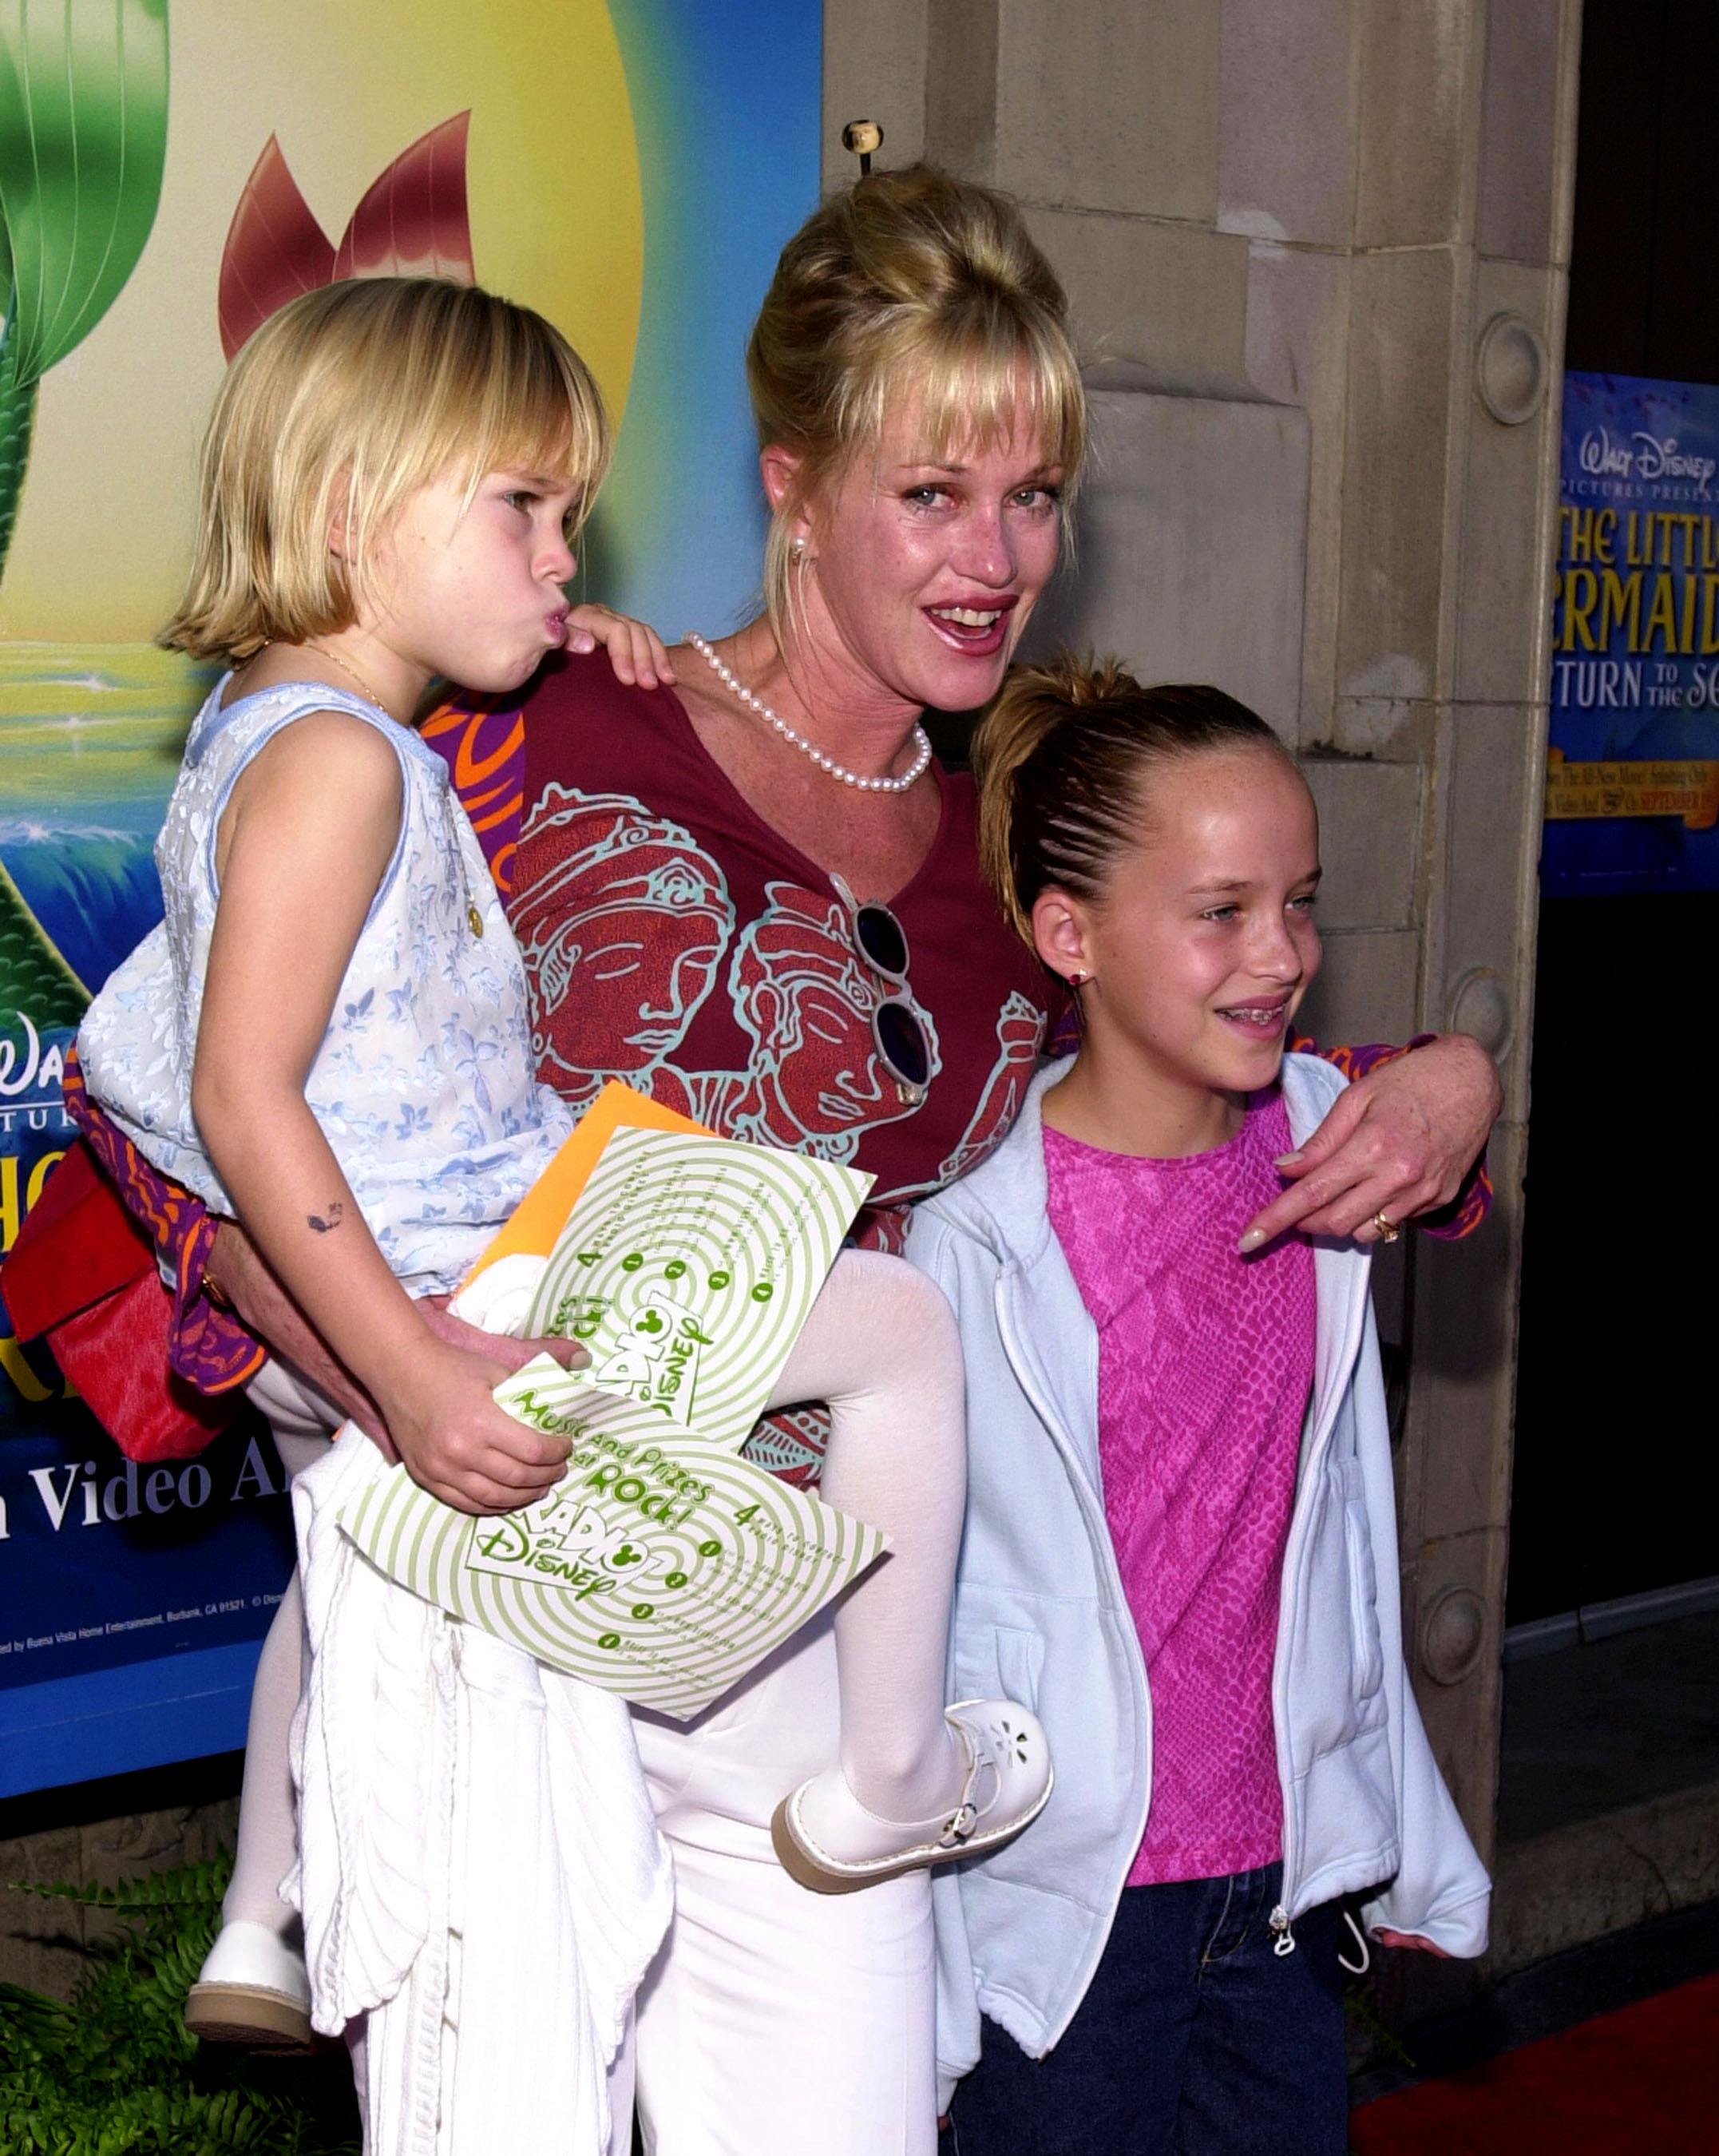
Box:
[221,1247,969,1937]
[762,1247,968,1821]
[221,1375,331,1933]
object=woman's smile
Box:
[922,592,1019,657]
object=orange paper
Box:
[462,1081,713,1283]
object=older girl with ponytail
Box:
[915,656,1491,2156]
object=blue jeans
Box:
[940,1865,1347,2156]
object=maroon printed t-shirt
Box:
[505,652,1055,1235]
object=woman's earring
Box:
[1067,970,1088,989]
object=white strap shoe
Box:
[184,1918,315,2050]
[770,1698,1053,1895]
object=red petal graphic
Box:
[334,112,475,283]
[218,137,339,360]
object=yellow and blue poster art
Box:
[0,0,818,1795]
[1546,371,1719,894]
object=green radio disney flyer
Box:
[343,1128,887,1719]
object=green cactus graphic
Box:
[0,0,169,579]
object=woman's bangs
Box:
[865,321,1086,484]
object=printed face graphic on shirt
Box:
[505,787,946,1158]
[510,787,735,1084]
[726,882,942,1151]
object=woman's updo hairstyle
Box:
[747,164,1087,637]
[972,653,1297,949]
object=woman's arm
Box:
[1241,1032,1500,1250]
[195,712,570,1512]
[63,1052,267,1391]
[65,1063,396,1435]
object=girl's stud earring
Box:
[1067,970,1087,989]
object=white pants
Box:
[242,1322,945,2156]
[621,1613,938,2156]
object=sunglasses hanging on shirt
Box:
[831,873,933,1101]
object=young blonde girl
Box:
[913,658,1490,2155]
[76,279,1052,2118]
[75,276,659,2046]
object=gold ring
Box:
[1371,1211,1400,1244]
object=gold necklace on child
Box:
[307,640,394,719]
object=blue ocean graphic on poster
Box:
[1546,371,1719,894]
[0,655,308,1790]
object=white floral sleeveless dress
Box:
[78,679,571,1297]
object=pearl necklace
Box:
[686,632,933,795]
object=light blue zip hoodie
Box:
[907,1052,1490,2102]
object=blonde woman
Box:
[58,170,1501,2156]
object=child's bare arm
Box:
[192,713,568,1513]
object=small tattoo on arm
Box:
[307,1203,345,1233]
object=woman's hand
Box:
[209,1218,392,1449]
[417,1293,588,1377]
[565,603,675,690]
[1373,1929,1452,1957]
[1238,1032,1502,1250]
[209,1221,587,1484]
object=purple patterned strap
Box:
[65,1052,264,1394]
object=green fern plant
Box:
[0,1853,359,2156]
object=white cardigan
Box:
[288,1425,673,2156]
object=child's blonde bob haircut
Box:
[164,278,609,663]
[747,165,1087,642]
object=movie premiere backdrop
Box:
[1546,371,1719,894]
[0,0,818,1796]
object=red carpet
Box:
[1349,1970,1719,2155]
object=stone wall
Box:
[0,1774,237,1998]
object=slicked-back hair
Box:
[972,654,1299,948]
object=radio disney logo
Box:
[1579,425,1718,492]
